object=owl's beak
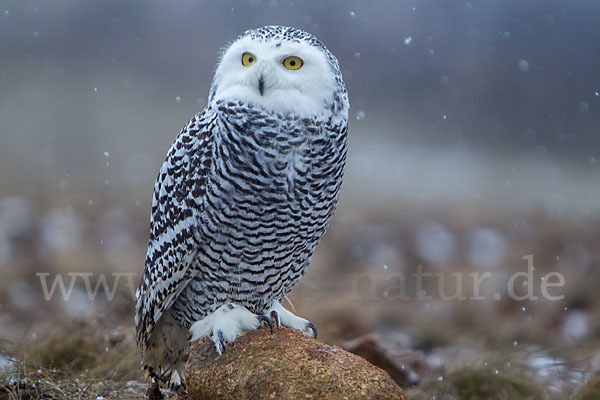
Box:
[258,74,265,96]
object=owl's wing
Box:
[135,108,217,349]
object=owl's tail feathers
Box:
[140,310,189,392]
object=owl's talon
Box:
[270,310,281,328]
[306,321,318,339]
[257,315,274,333]
[213,330,226,355]
[218,330,225,351]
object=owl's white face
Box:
[210,36,339,117]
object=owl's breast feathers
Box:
[212,100,347,202]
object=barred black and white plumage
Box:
[135,25,349,390]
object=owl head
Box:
[208,26,348,118]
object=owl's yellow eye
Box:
[242,52,256,66]
[282,56,303,70]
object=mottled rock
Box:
[186,327,404,400]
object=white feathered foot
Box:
[190,303,262,355]
[265,300,317,338]
[189,300,317,355]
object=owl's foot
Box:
[266,300,317,338]
[190,303,260,355]
[270,309,281,328]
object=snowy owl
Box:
[135,25,349,391]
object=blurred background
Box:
[1,0,599,398]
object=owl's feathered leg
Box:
[265,300,317,338]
